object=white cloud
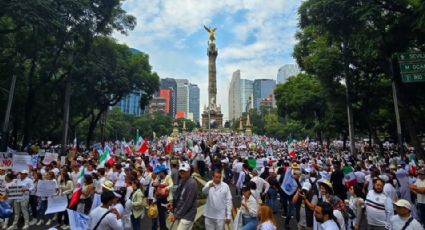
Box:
[114,0,302,120]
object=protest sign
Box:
[90,193,101,212]
[36,180,57,197]
[45,196,68,214]
[60,156,66,166]
[43,152,58,165]
[67,209,89,230]
[7,185,24,200]
[12,154,31,172]
[31,154,39,168]
[0,152,13,169]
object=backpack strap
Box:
[401,217,414,230]
[93,210,111,230]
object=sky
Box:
[113,0,302,120]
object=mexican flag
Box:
[122,141,132,156]
[98,145,113,168]
[69,167,85,208]
[342,165,357,188]
[136,137,148,154]
[288,137,296,158]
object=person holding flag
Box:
[281,163,302,228]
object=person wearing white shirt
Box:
[250,170,270,202]
[240,186,259,230]
[114,164,126,190]
[88,191,123,230]
[365,177,394,230]
[314,202,340,230]
[390,199,423,230]
[7,170,34,230]
[203,170,232,230]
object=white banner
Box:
[43,152,58,165]
[12,154,32,172]
[90,193,101,212]
[45,196,68,214]
[67,209,89,230]
[36,180,57,197]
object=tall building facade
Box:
[160,78,177,116]
[189,84,200,124]
[277,64,300,84]
[159,89,172,114]
[118,91,144,116]
[175,79,189,118]
[228,70,241,121]
[228,70,254,121]
[240,79,253,113]
[253,79,276,111]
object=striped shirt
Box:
[365,190,393,227]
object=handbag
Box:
[147,203,158,219]
[155,184,169,199]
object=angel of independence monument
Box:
[202,26,223,129]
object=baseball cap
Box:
[302,182,312,191]
[21,170,29,174]
[179,162,191,172]
[393,199,411,210]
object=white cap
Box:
[302,182,312,191]
[221,158,229,164]
[21,170,29,174]
[393,199,412,210]
[179,162,191,172]
[379,175,389,182]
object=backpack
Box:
[243,171,251,185]
[308,178,319,196]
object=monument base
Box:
[202,109,223,129]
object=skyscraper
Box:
[253,79,276,111]
[175,79,189,118]
[228,70,253,121]
[277,64,300,84]
[189,84,200,124]
[118,91,144,116]
[160,78,177,117]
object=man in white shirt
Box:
[203,170,232,230]
[88,191,123,230]
[390,199,423,230]
[7,170,34,230]
[314,202,340,230]
[365,177,394,230]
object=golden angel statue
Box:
[204,25,217,43]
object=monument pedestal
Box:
[202,107,223,129]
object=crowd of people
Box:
[0,131,424,230]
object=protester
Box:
[410,169,425,225]
[152,164,173,230]
[203,169,232,230]
[77,174,94,214]
[257,205,277,230]
[130,179,146,230]
[293,181,317,230]
[348,184,365,230]
[7,170,33,230]
[169,162,198,230]
[314,202,340,230]
[88,191,123,230]
[57,170,74,229]
[390,199,423,230]
[365,177,394,230]
[240,185,259,230]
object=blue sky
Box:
[113,0,302,120]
